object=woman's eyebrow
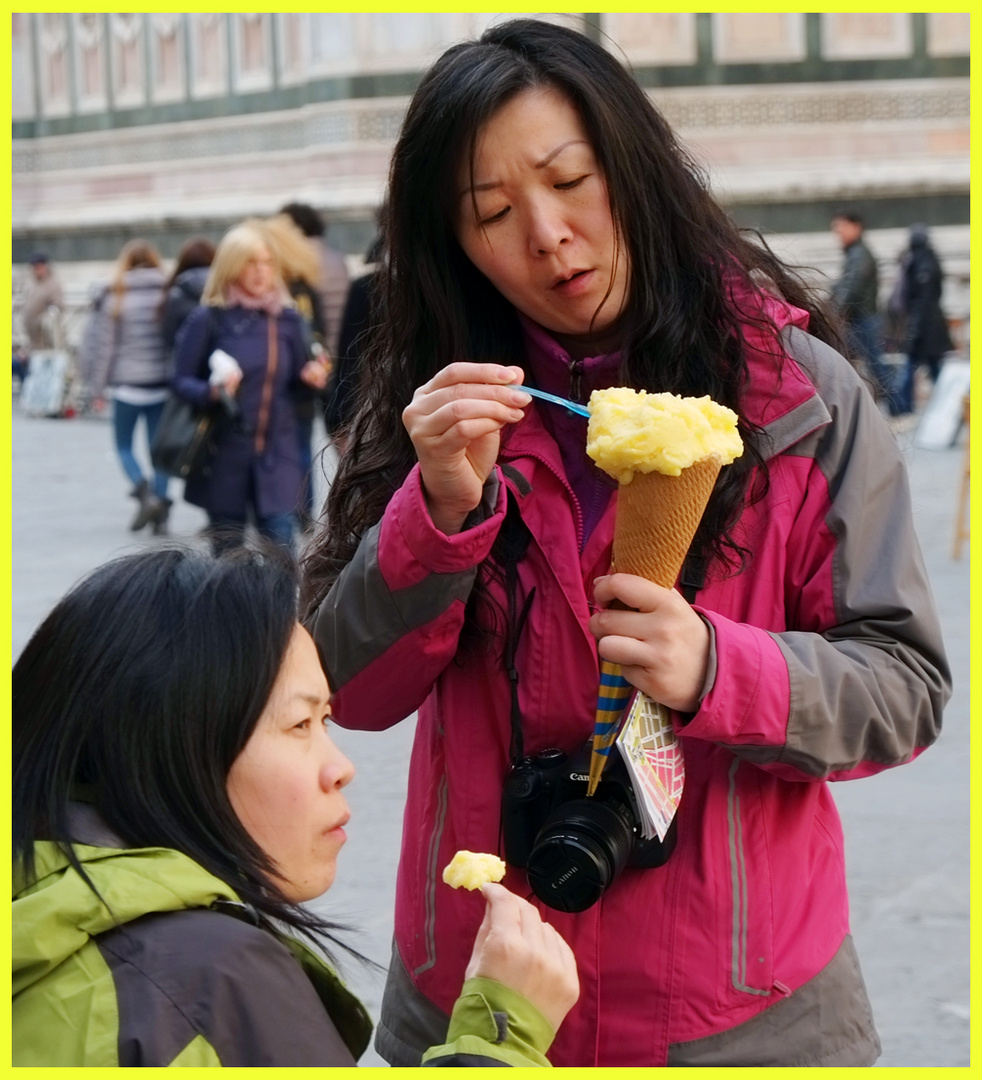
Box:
[535,138,588,169]
[460,139,589,198]
[292,691,330,708]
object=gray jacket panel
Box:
[97,908,356,1066]
[83,267,170,396]
[745,327,949,777]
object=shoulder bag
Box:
[151,306,221,479]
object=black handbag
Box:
[152,305,224,479]
[151,394,216,479]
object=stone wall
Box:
[11,13,970,335]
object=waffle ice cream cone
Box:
[611,454,722,587]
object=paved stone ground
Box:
[11,400,969,1066]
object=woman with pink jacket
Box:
[301,20,949,1068]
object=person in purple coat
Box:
[173,220,330,552]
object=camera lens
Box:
[526,798,636,912]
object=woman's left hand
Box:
[589,573,710,713]
[300,358,330,390]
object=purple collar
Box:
[518,314,622,404]
[518,315,620,547]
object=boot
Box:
[151,498,172,537]
[129,480,157,531]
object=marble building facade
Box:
[11,12,970,338]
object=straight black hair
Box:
[302,17,844,616]
[13,544,348,951]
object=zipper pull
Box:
[569,359,585,403]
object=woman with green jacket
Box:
[12,545,577,1067]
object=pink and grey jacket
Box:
[309,295,949,1066]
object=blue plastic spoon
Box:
[517,384,591,418]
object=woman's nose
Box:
[528,200,571,256]
[320,739,355,791]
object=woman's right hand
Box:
[403,363,530,535]
[464,883,579,1034]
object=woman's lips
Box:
[552,269,595,298]
[325,811,350,840]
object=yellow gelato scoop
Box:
[442,850,507,890]
[586,388,743,483]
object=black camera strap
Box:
[502,497,535,766]
[500,493,704,766]
[680,553,705,605]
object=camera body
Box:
[501,740,677,912]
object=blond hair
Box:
[263,213,324,289]
[201,219,288,307]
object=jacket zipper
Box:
[500,446,585,549]
[569,358,585,403]
[255,315,278,455]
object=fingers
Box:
[408,399,527,448]
[464,884,579,1032]
[590,574,710,712]
[463,889,496,982]
[592,572,672,613]
[419,362,525,394]
[407,384,530,435]
[300,361,328,389]
[409,364,528,421]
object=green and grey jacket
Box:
[12,807,557,1067]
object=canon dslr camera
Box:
[501,741,677,912]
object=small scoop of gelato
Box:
[442,850,507,890]
[586,388,743,483]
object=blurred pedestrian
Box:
[326,233,382,454]
[79,239,172,534]
[265,213,331,526]
[830,211,900,415]
[264,214,328,345]
[21,252,65,357]
[279,202,350,358]
[890,224,954,417]
[172,220,331,554]
[160,237,217,353]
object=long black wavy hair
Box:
[13,544,353,955]
[302,18,842,616]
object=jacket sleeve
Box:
[831,244,874,318]
[172,305,214,409]
[421,977,555,1067]
[307,465,506,730]
[680,330,950,781]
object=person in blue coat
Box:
[173,220,331,552]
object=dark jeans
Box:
[895,352,943,416]
[846,315,901,416]
[112,398,169,498]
